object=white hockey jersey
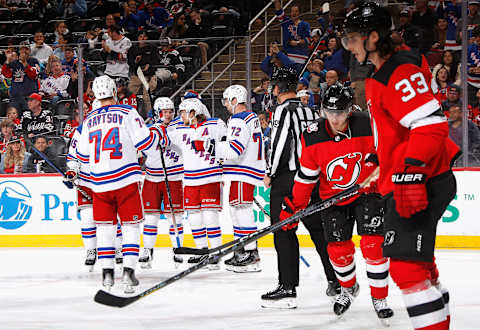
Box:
[217,111,265,186]
[40,73,71,98]
[66,125,91,188]
[104,36,132,78]
[144,118,184,182]
[162,118,227,186]
[77,104,155,193]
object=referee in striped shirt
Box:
[261,70,339,308]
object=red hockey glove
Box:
[392,164,428,218]
[280,196,299,231]
[63,170,77,189]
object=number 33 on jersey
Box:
[77,104,155,193]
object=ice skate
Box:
[231,249,261,273]
[139,248,153,269]
[333,283,360,317]
[102,268,114,291]
[84,249,96,272]
[326,280,341,302]
[224,248,244,271]
[115,248,123,265]
[261,284,297,309]
[122,267,139,294]
[372,297,394,326]
[173,254,183,268]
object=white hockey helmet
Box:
[222,84,248,106]
[92,75,117,100]
[154,97,174,112]
[179,98,210,120]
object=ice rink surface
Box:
[0,247,478,330]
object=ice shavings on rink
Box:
[0,248,478,330]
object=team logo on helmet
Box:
[326,152,362,189]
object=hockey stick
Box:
[137,66,182,249]
[253,197,310,268]
[27,139,92,201]
[93,168,379,308]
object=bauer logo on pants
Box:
[0,180,33,230]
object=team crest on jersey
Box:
[306,122,318,133]
[384,230,396,246]
[326,152,362,189]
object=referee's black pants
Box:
[270,171,336,287]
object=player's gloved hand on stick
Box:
[359,153,379,194]
[280,196,299,231]
[392,160,428,218]
[192,139,215,154]
[63,170,77,189]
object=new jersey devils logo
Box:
[326,153,362,189]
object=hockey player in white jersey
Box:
[161,98,227,269]
[139,97,185,268]
[75,75,156,293]
[65,124,96,271]
[193,85,265,272]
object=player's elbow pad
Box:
[404,121,449,166]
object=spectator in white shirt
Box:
[30,31,54,66]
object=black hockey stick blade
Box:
[173,247,209,255]
[94,290,140,308]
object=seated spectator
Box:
[54,21,69,44]
[456,0,480,46]
[63,104,82,139]
[468,26,480,105]
[30,31,54,67]
[127,31,157,115]
[0,136,30,174]
[61,47,81,76]
[154,38,185,87]
[432,17,448,52]
[161,12,187,40]
[184,8,210,67]
[397,9,422,51]
[432,50,461,86]
[432,65,450,103]
[138,0,171,30]
[309,28,323,52]
[251,77,271,113]
[274,0,311,65]
[0,119,17,153]
[25,136,64,173]
[39,58,72,104]
[120,0,143,33]
[303,58,325,87]
[469,89,480,127]
[57,0,87,18]
[258,111,271,160]
[116,77,137,108]
[296,77,309,92]
[261,42,297,79]
[319,70,340,99]
[320,35,349,80]
[6,106,22,134]
[442,84,462,114]
[436,0,461,51]
[53,33,74,61]
[101,24,132,79]
[21,93,56,139]
[411,0,438,54]
[297,89,311,107]
[448,105,480,166]
[2,42,40,112]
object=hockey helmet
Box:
[178,98,210,120]
[92,75,117,100]
[222,85,248,106]
[183,89,202,100]
[153,96,175,121]
[321,84,354,114]
[342,2,392,47]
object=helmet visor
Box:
[340,33,365,49]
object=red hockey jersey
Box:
[292,112,376,208]
[365,50,460,196]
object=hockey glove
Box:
[359,153,379,194]
[192,139,215,154]
[63,170,77,189]
[392,162,428,218]
[280,196,299,231]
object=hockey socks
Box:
[115,222,123,247]
[97,224,116,270]
[143,214,159,249]
[80,208,96,250]
[203,210,222,249]
[166,213,184,248]
[122,224,140,270]
[328,240,357,288]
[231,205,257,251]
[189,211,208,249]
[360,235,389,299]
[390,259,449,330]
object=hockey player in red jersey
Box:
[280,84,393,320]
[342,2,460,329]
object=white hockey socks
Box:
[96,224,116,269]
[143,213,159,249]
[189,211,208,249]
[115,222,123,249]
[121,224,141,270]
[79,208,96,250]
[231,205,257,251]
[203,210,222,249]
[165,213,184,248]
